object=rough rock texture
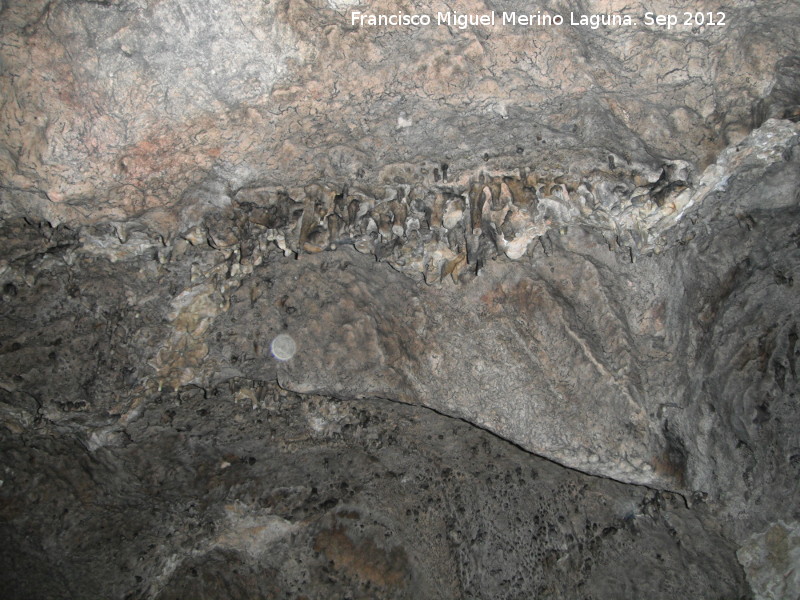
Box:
[1,379,750,599]
[3,0,799,232]
[1,0,800,597]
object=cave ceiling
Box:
[1,0,800,598]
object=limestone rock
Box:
[1,0,800,596]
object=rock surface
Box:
[0,381,750,599]
[1,0,800,597]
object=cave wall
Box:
[2,0,800,598]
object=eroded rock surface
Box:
[2,0,799,230]
[1,0,800,597]
[0,381,750,599]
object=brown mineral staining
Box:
[314,524,409,589]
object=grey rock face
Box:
[1,0,799,597]
[0,381,750,599]
[1,0,799,230]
